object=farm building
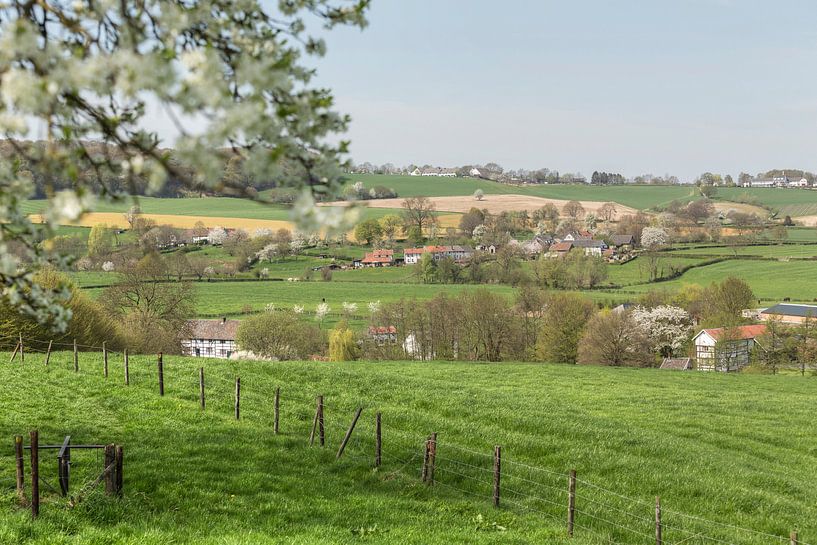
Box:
[759,303,817,324]
[563,230,593,242]
[368,326,397,344]
[403,245,474,264]
[692,324,766,372]
[610,234,635,249]
[570,239,608,256]
[356,249,395,268]
[183,318,240,359]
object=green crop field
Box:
[667,244,817,259]
[715,187,817,216]
[614,259,817,302]
[0,352,815,544]
[344,174,697,209]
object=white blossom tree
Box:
[631,305,693,357]
[0,0,369,328]
[641,227,669,250]
[208,227,228,246]
[315,302,330,326]
[293,304,305,314]
[256,244,279,262]
[474,189,484,201]
[101,261,115,272]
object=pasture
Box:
[0,352,815,544]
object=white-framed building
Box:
[692,324,766,372]
[183,318,240,359]
[409,167,422,176]
[403,245,474,264]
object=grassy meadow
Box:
[0,352,815,544]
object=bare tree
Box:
[563,200,586,220]
[402,196,437,235]
[598,202,617,223]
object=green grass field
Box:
[715,187,817,216]
[0,351,814,544]
[617,259,817,302]
[667,244,817,258]
[343,174,697,209]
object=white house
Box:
[421,167,457,177]
[469,167,482,177]
[183,318,240,359]
[409,167,422,176]
[692,324,766,371]
[404,245,474,264]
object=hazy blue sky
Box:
[307,0,817,180]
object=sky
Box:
[304,0,817,181]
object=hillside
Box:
[1,351,814,544]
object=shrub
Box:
[237,311,325,360]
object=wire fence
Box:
[1,339,810,545]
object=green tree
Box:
[354,218,383,245]
[417,253,437,284]
[379,214,403,244]
[536,293,595,364]
[237,310,325,360]
[87,223,115,259]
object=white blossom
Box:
[101,261,115,272]
[342,301,357,314]
[631,305,693,356]
[208,227,228,245]
[367,300,381,314]
[265,303,275,313]
[641,227,669,250]
[315,302,330,321]
[293,304,305,314]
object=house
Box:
[404,248,425,265]
[183,318,240,359]
[569,239,608,256]
[404,245,474,264]
[357,249,395,268]
[548,241,573,257]
[692,324,767,371]
[563,230,593,242]
[476,243,497,254]
[368,326,397,345]
[518,235,552,256]
[469,167,482,177]
[610,234,635,249]
[660,357,692,370]
[409,167,422,176]
[421,167,457,177]
[760,303,817,324]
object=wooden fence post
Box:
[199,367,205,410]
[655,496,662,545]
[103,341,108,378]
[273,386,280,434]
[318,396,325,447]
[18,332,23,363]
[30,430,38,518]
[791,531,799,545]
[9,341,19,362]
[104,444,116,496]
[44,340,52,366]
[234,377,240,420]
[375,412,381,468]
[124,349,129,385]
[14,435,24,503]
[336,407,363,459]
[157,353,164,396]
[310,395,324,446]
[115,445,124,497]
[422,433,437,484]
[493,445,501,508]
[73,339,78,372]
[567,469,576,537]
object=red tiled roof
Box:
[370,249,394,257]
[702,324,767,341]
[362,255,393,264]
[368,326,397,335]
[404,248,425,255]
[551,242,573,252]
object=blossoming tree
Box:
[0,0,368,328]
